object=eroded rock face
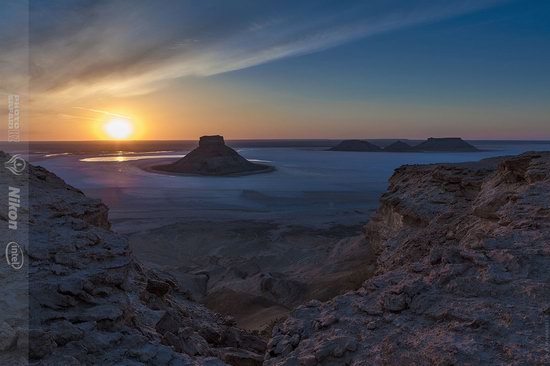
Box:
[155,135,272,176]
[266,152,550,365]
[0,152,265,365]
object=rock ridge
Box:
[266,152,550,365]
[0,152,266,365]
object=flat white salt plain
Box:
[35,143,550,233]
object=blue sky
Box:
[1,0,549,139]
[210,0,550,138]
[222,1,550,105]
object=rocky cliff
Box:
[266,152,550,365]
[0,152,266,365]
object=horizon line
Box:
[4,137,550,143]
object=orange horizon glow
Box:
[13,96,550,142]
[5,86,550,142]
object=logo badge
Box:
[4,154,26,175]
[5,242,24,270]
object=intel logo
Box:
[5,242,24,270]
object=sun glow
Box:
[103,118,134,139]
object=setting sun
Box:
[103,118,134,139]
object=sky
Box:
[1,0,549,140]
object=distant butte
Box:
[328,140,382,152]
[384,140,415,152]
[413,137,479,152]
[328,137,479,152]
[154,135,274,176]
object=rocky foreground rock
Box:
[266,152,550,365]
[0,152,266,365]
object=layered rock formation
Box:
[0,152,266,365]
[266,152,550,365]
[383,140,415,152]
[413,137,479,152]
[328,140,382,152]
[154,136,272,176]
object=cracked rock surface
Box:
[265,152,550,365]
[1,152,266,366]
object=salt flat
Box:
[32,142,549,232]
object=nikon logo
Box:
[8,186,20,230]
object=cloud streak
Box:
[72,107,131,119]
[4,0,504,104]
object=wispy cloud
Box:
[72,107,131,119]
[58,113,98,121]
[4,0,504,103]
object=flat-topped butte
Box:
[153,135,274,176]
[329,137,479,152]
